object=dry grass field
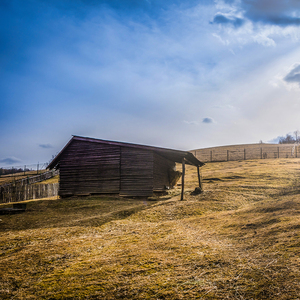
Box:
[1,158,300,299]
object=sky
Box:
[1,0,300,166]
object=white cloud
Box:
[184,120,199,125]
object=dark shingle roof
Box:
[47,135,204,169]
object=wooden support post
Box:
[227,150,229,161]
[278,147,279,159]
[181,158,185,201]
[210,151,212,162]
[261,148,262,159]
[244,149,246,160]
[197,166,203,191]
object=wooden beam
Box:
[181,158,185,200]
[197,165,203,191]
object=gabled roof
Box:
[47,135,204,169]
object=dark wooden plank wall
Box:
[120,147,154,197]
[59,140,121,196]
[58,140,178,197]
[153,152,175,191]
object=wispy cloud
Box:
[211,0,300,47]
[184,120,199,125]
[211,13,245,28]
[284,63,300,86]
[1,0,300,163]
[0,157,21,165]
[39,144,53,149]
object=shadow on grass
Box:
[0,196,158,231]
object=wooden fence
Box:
[0,183,59,203]
[192,144,300,163]
[0,169,59,203]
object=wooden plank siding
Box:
[48,136,204,198]
[153,152,175,191]
[120,147,154,197]
[59,140,121,196]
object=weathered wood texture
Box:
[0,183,58,203]
[59,140,120,196]
[181,158,185,201]
[57,140,179,197]
[120,147,153,197]
[49,136,203,198]
[153,152,175,191]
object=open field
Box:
[1,158,300,299]
[192,143,300,162]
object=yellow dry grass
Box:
[0,170,48,186]
[34,175,59,185]
[1,158,300,299]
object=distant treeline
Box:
[279,132,299,144]
[0,168,30,176]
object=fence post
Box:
[227,150,229,161]
[244,148,246,160]
[278,147,279,159]
[210,151,212,162]
[181,158,185,201]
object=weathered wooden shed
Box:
[47,136,204,198]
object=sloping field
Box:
[0,170,52,186]
[0,171,40,186]
[1,158,300,299]
[192,143,300,162]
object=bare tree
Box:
[294,130,300,143]
[279,134,295,144]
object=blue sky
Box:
[1,0,300,166]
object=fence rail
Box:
[0,169,59,203]
[0,162,49,178]
[192,144,300,163]
[0,183,59,203]
[0,169,59,188]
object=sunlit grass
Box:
[1,158,300,299]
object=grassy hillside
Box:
[192,143,300,162]
[0,170,49,186]
[1,158,300,299]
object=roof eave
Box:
[47,135,204,169]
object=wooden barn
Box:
[47,136,204,198]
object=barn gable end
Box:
[59,139,121,197]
